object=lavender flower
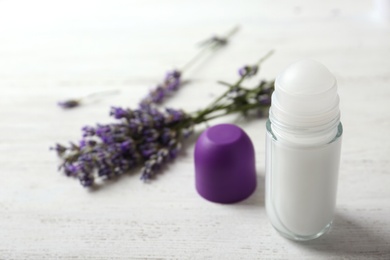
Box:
[54,105,192,187]
[53,50,275,188]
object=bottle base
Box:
[273,221,333,241]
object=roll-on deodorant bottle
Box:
[265,60,343,241]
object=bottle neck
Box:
[269,109,341,146]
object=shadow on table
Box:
[289,213,390,258]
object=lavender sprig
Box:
[58,27,238,110]
[52,50,274,188]
[139,26,239,108]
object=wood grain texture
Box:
[1,0,390,259]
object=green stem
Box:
[217,81,234,87]
[257,50,275,66]
[192,102,266,125]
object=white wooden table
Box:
[1,0,390,259]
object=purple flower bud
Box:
[258,94,271,106]
[182,126,194,139]
[165,108,185,123]
[63,163,79,177]
[50,143,67,156]
[238,65,258,77]
[97,166,112,178]
[58,99,80,109]
[151,86,165,103]
[95,125,109,135]
[79,139,87,149]
[110,107,129,119]
[120,140,133,152]
[211,36,228,45]
[140,149,169,181]
[262,86,274,95]
[139,70,182,107]
[128,120,142,134]
[96,125,111,137]
[117,159,134,171]
[80,153,93,161]
[238,67,247,77]
[227,87,246,99]
[145,159,159,171]
[87,140,97,147]
[166,78,181,91]
[140,167,152,181]
[142,107,164,127]
[82,126,95,137]
[165,70,181,80]
[167,140,181,159]
[156,148,169,161]
[139,114,153,127]
[164,70,181,92]
[168,144,181,159]
[79,174,94,187]
[160,128,174,145]
[101,135,114,145]
[143,129,159,142]
[69,142,80,151]
[139,143,158,159]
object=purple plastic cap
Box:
[194,124,257,204]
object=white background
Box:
[0,0,389,259]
